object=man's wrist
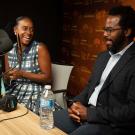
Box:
[67,99,74,108]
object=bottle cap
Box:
[45,85,51,90]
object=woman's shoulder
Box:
[32,41,46,47]
[35,41,47,49]
[8,43,17,53]
[30,41,48,53]
[36,42,49,54]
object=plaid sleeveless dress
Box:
[8,41,44,114]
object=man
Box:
[54,5,135,135]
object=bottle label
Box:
[40,99,54,109]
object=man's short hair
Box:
[109,5,135,39]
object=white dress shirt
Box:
[88,41,134,106]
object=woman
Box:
[5,16,51,114]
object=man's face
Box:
[103,15,127,53]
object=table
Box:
[0,104,67,135]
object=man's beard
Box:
[108,34,126,54]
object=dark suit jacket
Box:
[73,44,135,128]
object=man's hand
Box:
[68,102,87,123]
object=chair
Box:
[51,63,73,109]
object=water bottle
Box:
[40,85,55,129]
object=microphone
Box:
[0,29,13,55]
[0,30,17,112]
[0,94,17,112]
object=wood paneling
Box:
[59,0,134,97]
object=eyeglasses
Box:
[103,27,122,34]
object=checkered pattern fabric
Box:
[8,41,44,114]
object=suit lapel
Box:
[88,52,110,96]
[94,60,109,84]
[100,44,135,92]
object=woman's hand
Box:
[8,69,23,80]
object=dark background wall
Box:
[60,0,121,97]
[59,0,135,97]
[1,0,135,97]
[0,0,63,62]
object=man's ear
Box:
[124,28,132,37]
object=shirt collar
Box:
[109,41,134,56]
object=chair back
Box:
[52,64,73,91]
[51,63,73,108]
